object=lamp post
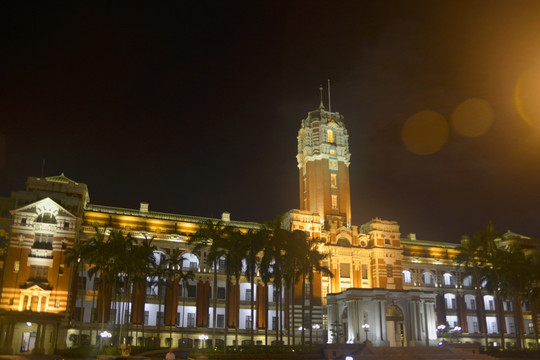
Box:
[198,334,208,350]
[362,323,370,342]
[100,331,112,349]
[437,324,446,345]
[313,324,321,343]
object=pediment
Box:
[14,197,76,219]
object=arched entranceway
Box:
[386,305,404,347]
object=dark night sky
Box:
[2,1,540,243]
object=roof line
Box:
[84,203,262,229]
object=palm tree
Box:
[303,237,332,348]
[64,239,90,346]
[244,228,265,345]
[129,237,156,346]
[189,220,230,349]
[164,249,195,346]
[222,227,248,350]
[455,222,500,347]
[258,228,274,346]
[263,216,289,346]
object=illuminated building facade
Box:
[0,99,538,354]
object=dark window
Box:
[78,276,87,290]
[35,212,57,224]
[187,313,195,328]
[188,285,196,298]
[217,287,226,299]
[144,311,149,325]
[362,264,368,279]
[157,311,164,326]
[217,314,225,328]
[29,266,49,281]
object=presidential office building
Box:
[0,99,539,354]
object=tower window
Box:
[386,264,393,278]
[331,195,338,209]
[327,129,334,143]
[330,174,337,187]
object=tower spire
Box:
[319,84,325,110]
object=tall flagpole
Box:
[327,79,331,113]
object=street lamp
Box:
[313,324,321,343]
[198,334,208,349]
[362,323,370,342]
[437,324,446,345]
[100,331,112,348]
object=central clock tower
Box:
[296,88,352,228]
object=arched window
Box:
[443,273,454,286]
[444,293,456,309]
[337,238,351,247]
[462,275,472,287]
[422,271,434,285]
[402,270,412,284]
[464,294,476,310]
[181,253,199,270]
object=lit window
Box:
[327,129,334,143]
[402,270,412,283]
[331,195,338,209]
[330,174,337,187]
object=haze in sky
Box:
[2,1,540,243]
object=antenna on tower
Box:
[328,79,331,112]
[319,84,324,109]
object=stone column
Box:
[327,302,336,343]
[40,324,47,350]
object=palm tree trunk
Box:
[235,275,240,350]
[309,278,314,350]
[224,275,230,353]
[212,262,218,347]
[264,282,268,345]
[250,274,254,345]
[291,283,295,346]
[513,297,523,350]
[301,274,305,346]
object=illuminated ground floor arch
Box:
[326,289,438,347]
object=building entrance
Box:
[20,331,36,353]
[386,305,404,347]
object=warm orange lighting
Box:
[515,63,540,128]
[401,110,449,155]
[451,98,494,137]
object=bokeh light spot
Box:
[515,63,540,128]
[451,98,494,137]
[401,110,449,155]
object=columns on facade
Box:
[424,299,437,345]
[475,292,487,335]
[435,293,446,326]
[327,302,336,343]
[456,294,468,332]
[373,299,387,345]
[410,300,419,342]
[346,300,355,343]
